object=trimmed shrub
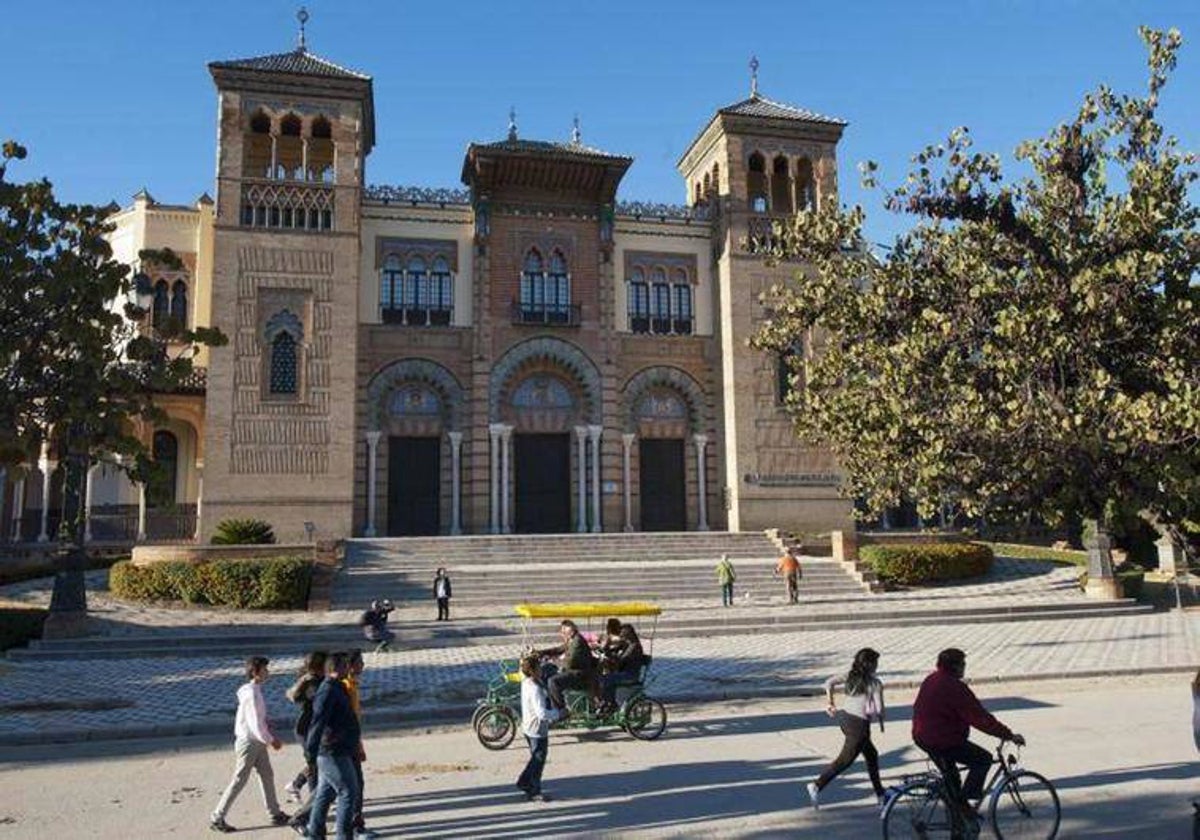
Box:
[109,557,311,609]
[1115,562,1147,599]
[211,518,276,546]
[861,542,994,586]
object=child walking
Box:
[517,654,562,801]
[209,656,289,833]
[806,647,887,810]
[715,554,736,607]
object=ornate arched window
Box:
[628,267,650,333]
[547,251,570,323]
[380,255,402,322]
[150,430,178,508]
[276,113,303,180]
[243,110,272,178]
[170,281,188,326]
[748,152,768,213]
[308,115,334,183]
[795,157,816,211]
[405,256,428,325]
[430,256,453,325]
[650,267,671,334]
[265,310,303,396]
[772,156,793,214]
[518,249,544,322]
[672,268,693,335]
[152,280,170,328]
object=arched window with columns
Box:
[265,310,303,397]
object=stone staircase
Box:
[329,531,863,609]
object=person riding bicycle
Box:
[532,619,597,713]
[912,648,1025,820]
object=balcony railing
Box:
[511,301,582,327]
[629,315,694,336]
[240,181,334,231]
[5,506,197,543]
[381,305,453,327]
[746,214,796,255]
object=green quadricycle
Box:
[471,602,668,750]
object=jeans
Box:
[308,753,360,840]
[721,582,734,606]
[437,597,450,620]
[920,740,993,802]
[212,737,281,820]
[785,573,799,603]
[517,735,549,794]
[814,712,885,797]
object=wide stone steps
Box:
[331,531,848,610]
[7,598,1154,661]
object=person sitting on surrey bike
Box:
[532,619,597,715]
[597,623,646,715]
[912,648,1026,823]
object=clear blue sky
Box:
[3,1,1197,244]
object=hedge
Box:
[860,542,994,586]
[109,557,311,609]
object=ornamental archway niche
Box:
[489,337,601,425]
[621,366,706,435]
[366,358,464,434]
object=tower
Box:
[678,72,853,532]
[202,37,374,541]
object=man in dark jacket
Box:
[433,568,452,621]
[303,652,362,840]
[912,648,1025,807]
[535,620,596,712]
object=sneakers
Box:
[284,780,303,802]
[354,829,379,840]
[805,781,820,810]
[290,822,309,837]
[526,791,552,802]
[209,817,236,833]
[270,812,291,827]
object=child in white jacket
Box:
[210,656,289,833]
[516,654,562,801]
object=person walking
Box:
[304,651,361,840]
[209,656,290,833]
[343,649,377,840]
[516,653,562,801]
[775,547,802,604]
[805,647,887,810]
[716,554,736,607]
[433,568,453,621]
[912,648,1025,824]
[284,651,327,805]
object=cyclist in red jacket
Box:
[912,648,1025,811]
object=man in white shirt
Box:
[210,655,289,833]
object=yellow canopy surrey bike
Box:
[471,602,668,750]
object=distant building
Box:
[4,41,854,543]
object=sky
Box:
[2,0,1198,245]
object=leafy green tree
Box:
[752,28,1199,573]
[1,141,225,634]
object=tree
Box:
[1,141,225,635]
[752,28,1199,574]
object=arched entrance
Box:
[491,338,602,534]
[366,359,464,536]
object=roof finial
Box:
[571,114,582,146]
[750,55,760,98]
[297,6,309,52]
[508,106,518,141]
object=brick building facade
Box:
[2,42,855,544]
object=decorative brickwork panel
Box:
[229,246,337,475]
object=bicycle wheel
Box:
[882,781,957,839]
[988,771,1060,840]
[474,705,517,751]
[623,696,667,740]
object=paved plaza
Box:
[0,555,1196,746]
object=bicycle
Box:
[881,739,1060,839]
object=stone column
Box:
[448,431,463,535]
[500,425,513,534]
[0,467,6,542]
[693,433,709,531]
[193,461,204,543]
[84,461,98,543]
[488,424,503,534]
[588,425,603,533]
[10,475,25,542]
[136,482,147,543]
[1156,533,1183,576]
[621,433,635,532]
[364,431,382,537]
[37,442,52,542]
[574,426,588,533]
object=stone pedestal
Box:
[1085,576,1124,600]
[42,609,90,640]
[1084,529,1121,600]
[1156,535,1184,575]
[831,529,858,565]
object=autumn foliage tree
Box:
[1,141,225,633]
[752,28,1199,574]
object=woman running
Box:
[806,647,887,810]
